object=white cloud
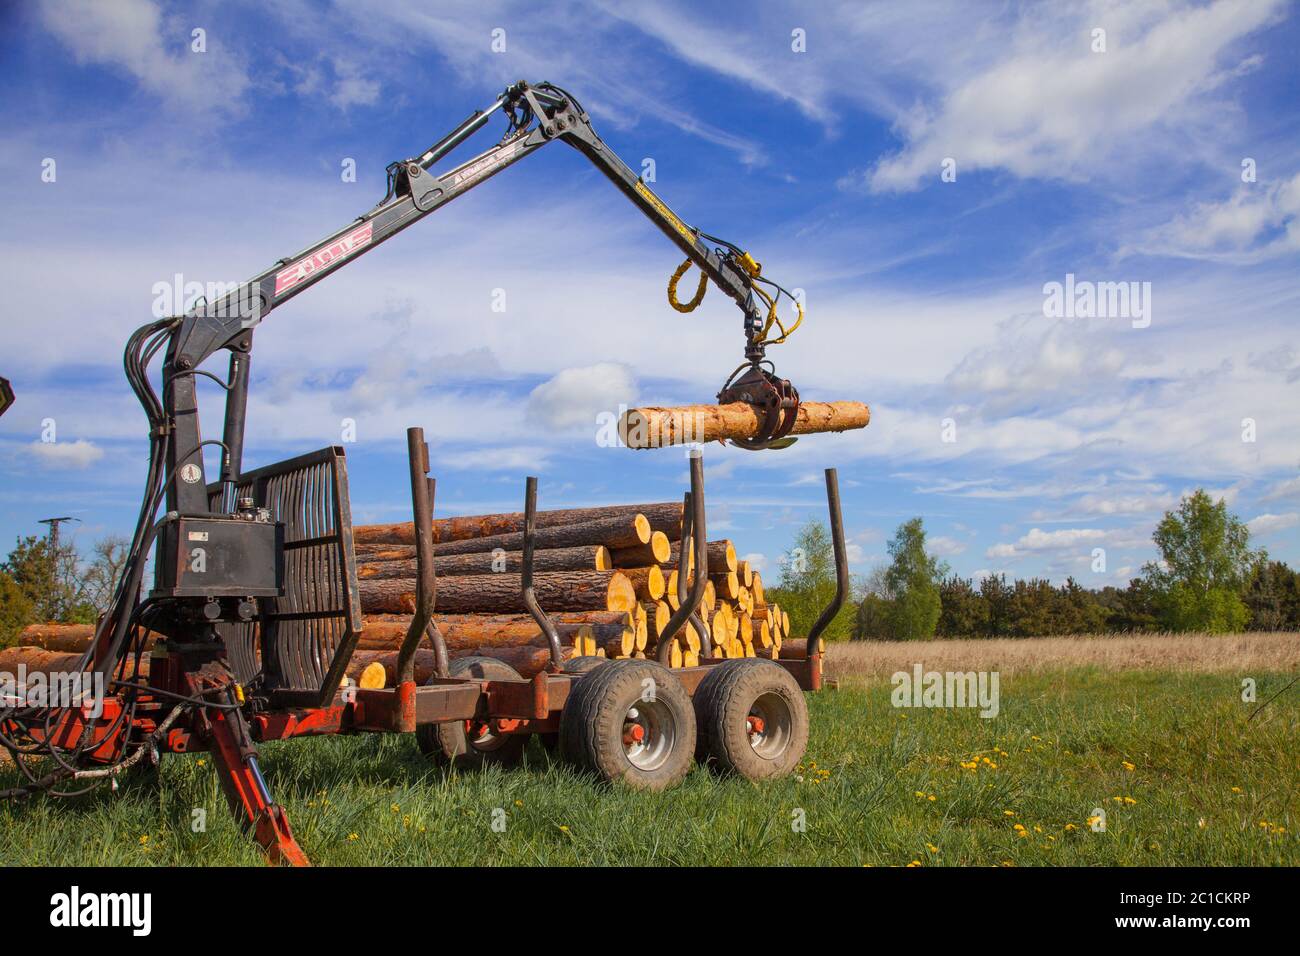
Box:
[1261,476,1300,502]
[38,0,252,116]
[863,0,1284,191]
[1247,512,1299,536]
[1132,171,1300,263]
[928,535,967,557]
[986,526,1146,560]
[741,551,767,573]
[526,363,637,431]
[25,439,104,470]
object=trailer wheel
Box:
[693,659,807,780]
[559,659,695,790]
[562,656,608,675]
[417,657,527,769]
[539,657,609,752]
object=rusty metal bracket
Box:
[657,450,709,663]
[520,476,565,672]
[805,467,847,673]
[397,427,449,694]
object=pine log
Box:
[17,623,97,652]
[783,610,791,635]
[353,502,682,546]
[751,572,765,607]
[358,570,636,615]
[665,540,694,574]
[619,401,870,448]
[736,560,754,588]
[641,601,671,641]
[664,573,716,612]
[704,540,738,572]
[609,532,671,567]
[346,645,579,686]
[356,544,610,579]
[0,647,149,681]
[622,566,666,602]
[356,612,634,652]
[779,638,824,659]
[711,571,740,601]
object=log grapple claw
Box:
[717,364,800,450]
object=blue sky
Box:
[1,0,1298,588]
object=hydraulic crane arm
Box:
[175,82,778,364]
[167,81,803,510]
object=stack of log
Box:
[2,500,803,690]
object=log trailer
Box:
[0,82,850,866]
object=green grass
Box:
[2,668,1296,866]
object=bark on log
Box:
[0,647,148,680]
[704,540,738,572]
[17,623,97,652]
[409,515,652,557]
[619,401,870,448]
[356,544,611,579]
[359,570,636,615]
[622,566,666,602]
[711,571,740,601]
[641,601,671,641]
[346,645,578,686]
[610,532,670,567]
[779,638,824,659]
[353,502,682,546]
[356,613,634,652]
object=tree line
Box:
[767,490,1300,641]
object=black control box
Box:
[151,514,284,599]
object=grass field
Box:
[2,637,1297,866]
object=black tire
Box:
[559,659,695,790]
[416,656,528,769]
[539,657,609,751]
[563,656,608,675]
[693,659,808,780]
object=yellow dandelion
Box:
[1004,810,1016,817]
[347,833,358,841]
[514,799,524,807]
[926,842,939,854]
[1123,797,1137,805]
[1122,761,1135,771]
[906,860,922,867]
[1230,786,1243,794]
[138,835,148,845]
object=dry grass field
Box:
[825,631,1300,682]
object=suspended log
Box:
[356,544,610,579]
[609,532,670,567]
[621,566,666,602]
[422,515,654,557]
[358,570,637,615]
[353,502,683,546]
[619,401,870,448]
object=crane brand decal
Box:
[448,138,525,187]
[274,222,373,296]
